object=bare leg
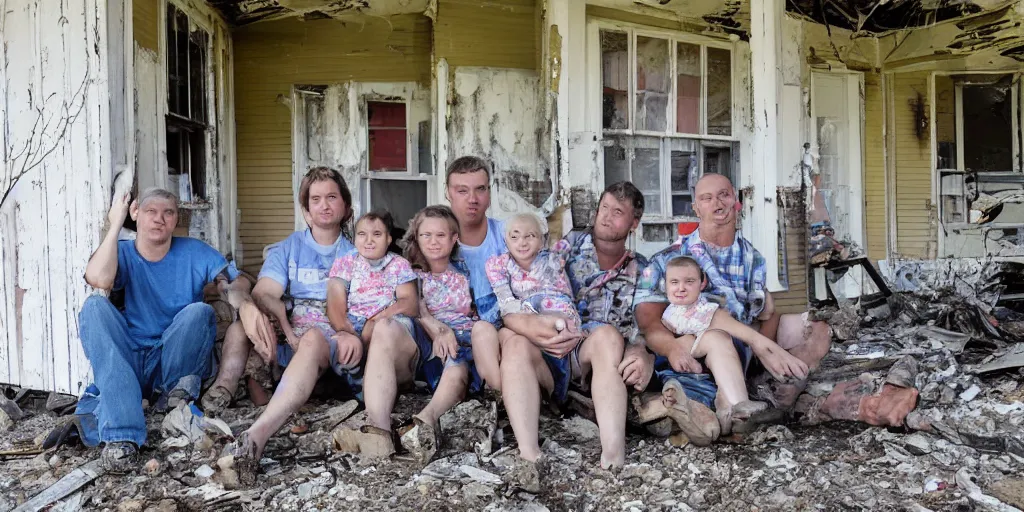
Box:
[576,325,626,469]
[471,321,502,392]
[707,310,772,349]
[209,321,250,398]
[775,312,831,369]
[690,329,748,408]
[499,329,553,462]
[245,330,331,455]
[363,318,419,430]
[416,364,470,426]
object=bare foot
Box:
[227,431,262,486]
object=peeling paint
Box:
[549,24,562,93]
[447,67,552,212]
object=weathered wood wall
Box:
[1,0,117,393]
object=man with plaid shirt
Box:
[634,173,828,442]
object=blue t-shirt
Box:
[113,237,227,341]
[458,217,506,324]
[258,229,355,302]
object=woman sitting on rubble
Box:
[223,167,362,484]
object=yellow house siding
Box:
[774,199,809,314]
[233,15,432,273]
[133,0,159,52]
[435,0,538,70]
[863,71,886,261]
[890,71,936,259]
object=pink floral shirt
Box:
[484,249,580,324]
[328,252,417,319]
[417,266,475,332]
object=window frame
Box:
[358,90,433,225]
[954,78,1021,176]
[590,18,738,223]
[163,0,216,204]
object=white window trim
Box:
[589,18,738,223]
[930,70,1023,257]
[359,85,434,216]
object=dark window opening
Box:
[962,84,1013,173]
[166,3,210,201]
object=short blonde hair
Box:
[138,187,179,209]
[504,212,546,239]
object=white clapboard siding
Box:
[1,0,115,394]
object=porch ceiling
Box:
[786,0,1007,33]
[207,0,430,26]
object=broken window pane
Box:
[370,179,426,237]
[166,3,210,201]
[601,31,629,130]
[632,137,662,215]
[603,137,629,186]
[676,43,701,134]
[669,139,698,217]
[636,37,670,132]
[368,102,407,172]
[962,84,1013,172]
[706,47,732,136]
[703,143,733,181]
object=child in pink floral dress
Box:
[479,213,581,401]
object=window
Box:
[935,73,1022,225]
[368,101,407,172]
[166,2,211,202]
[598,25,735,221]
[364,98,427,234]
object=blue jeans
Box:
[653,337,754,409]
[74,295,216,447]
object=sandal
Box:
[717,400,769,436]
[201,385,234,413]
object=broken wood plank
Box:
[13,460,104,512]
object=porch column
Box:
[545,0,596,233]
[748,0,784,291]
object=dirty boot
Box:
[101,441,139,474]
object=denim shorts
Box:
[418,327,483,394]
[278,314,419,400]
[653,336,754,409]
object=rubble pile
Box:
[1,261,1023,511]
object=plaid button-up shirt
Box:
[634,229,767,325]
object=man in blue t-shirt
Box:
[75,187,244,473]
[440,156,507,391]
